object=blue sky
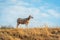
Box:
[0,0,60,27]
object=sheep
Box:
[17,15,33,28]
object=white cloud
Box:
[39,3,50,10]
[16,1,32,6]
[32,0,41,3]
[10,0,17,2]
[47,9,60,18]
[39,5,60,18]
[41,13,49,17]
[6,0,17,3]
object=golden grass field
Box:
[0,27,60,40]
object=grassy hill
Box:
[0,27,60,40]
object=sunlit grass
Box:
[0,25,60,40]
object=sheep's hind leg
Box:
[25,24,28,29]
[25,24,28,32]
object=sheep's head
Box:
[29,15,33,19]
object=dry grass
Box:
[0,27,60,40]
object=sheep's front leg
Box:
[17,23,19,28]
